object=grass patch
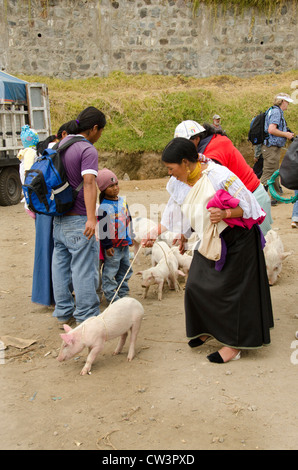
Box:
[18,70,298,153]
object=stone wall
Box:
[0,0,297,79]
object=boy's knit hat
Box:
[96,168,118,192]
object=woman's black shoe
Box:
[207,350,241,363]
[188,336,209,348]
[207,351,224,363]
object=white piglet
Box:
[151,241,171,266]
[137,248,185,300]
[171,246,193,275]
[157,230,177,247]
[57,297,144,375]
[264,229,291,286]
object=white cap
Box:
[174,120,205,139]
[276,93,294,103]
[213,114,221,120]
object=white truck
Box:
[0,71,51,206]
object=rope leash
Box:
[107,238,187,306]
[152,241,182,291]
[109,244,143,305]
[79,246,145,345]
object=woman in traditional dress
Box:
[143,137,274,364]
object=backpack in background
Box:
[248,105,284,146]
[23,136,88,216]
[279,137,298,189]
[248,109,270,145]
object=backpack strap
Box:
[75,180,84,193]
[266,105,284,129]
[56,135,90,152]
[276,106,285,130]
[56,136,92,193]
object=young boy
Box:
[96,168,135,303]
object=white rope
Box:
[79,246,144,346]
[109,244,143,305]
[108,240,183,306]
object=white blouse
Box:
[161,162,265,236]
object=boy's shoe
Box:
[271,199,278,206]
[58,317,76,330]
[291,221,298,229]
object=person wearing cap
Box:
[212,114,223,132]
[261,93,294,206]
[96,168,135,303]
[171,120,272,236]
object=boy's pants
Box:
[102,246,132,302]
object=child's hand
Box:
[106,247,114,257]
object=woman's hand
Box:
[141,237,156,248]
[172,234,187,254]
[141,226,160,247]
[208,207,226,224]
[208,205,244,223]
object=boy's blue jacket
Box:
[97,196,135,250]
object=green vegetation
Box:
[18,70,298,154]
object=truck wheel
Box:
[0,167,22,206]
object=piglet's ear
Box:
[63,324,73,333]
[60,333,74,345]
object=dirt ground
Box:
[1,178,298,451]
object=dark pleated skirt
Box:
[185,225,274,349]
[31,214,55,306]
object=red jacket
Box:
[204,135,260,193]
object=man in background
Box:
[212,114,223,131]
[261,93,294,206]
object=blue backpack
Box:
[23,136,89,216]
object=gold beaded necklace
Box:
[187,162,202,186]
